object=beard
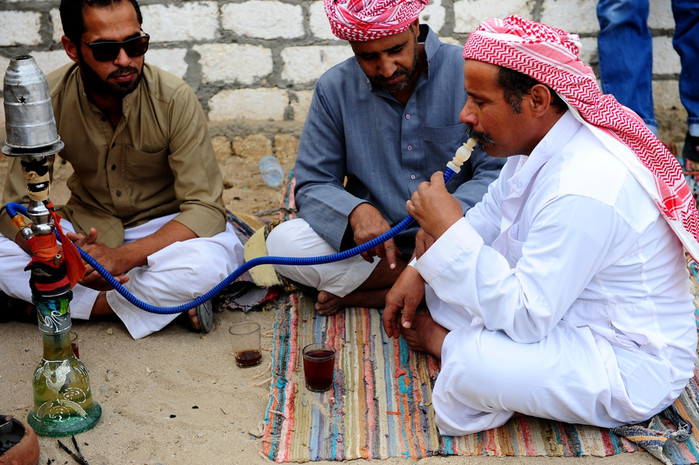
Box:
[77,51,142,99]
[371,43,419,94]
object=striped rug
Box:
[262,291,699,462]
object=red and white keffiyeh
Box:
[463,15,699,259]
[324,0,427,41]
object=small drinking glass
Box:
[302,343,335,392]
[229,322,262,368]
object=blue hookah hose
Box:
[5,167,460,315]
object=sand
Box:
[0,154,662,464]
[1,312,661,465]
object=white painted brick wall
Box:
[540,0,599,33]
[281,46,354,84]
[195,44,274,85]
[143,2,220,42]
[221,1,305,39]
[0,0,685,140]
[454,0,531,33]
[209,88,289,121]
[0,11,42,46]
[147,48,189,80]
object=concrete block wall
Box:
[0,0,687,164]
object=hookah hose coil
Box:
[5,140,476,315]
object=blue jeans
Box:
[597,0,699,136]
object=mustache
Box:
[375,70,407,83]
[466,125,495,145]
[108,67,139,79]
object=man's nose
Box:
[459,100,477,125]
[113,47,131,67]
[377,56,397,78]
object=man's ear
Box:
[61,35,80,64]
[410,18,420,35]
[528,83,553,117]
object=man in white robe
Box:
[382,15,699,436]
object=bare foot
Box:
[399,314,447,358]
[188,307,201,330]
[315,291,343,316]
[315,288,392,316]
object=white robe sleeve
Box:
[415,195,630,343]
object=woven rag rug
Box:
[262,284,699,464]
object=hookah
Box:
[6,137,477,316]
[2,54,475,437]
[2,55,101,437]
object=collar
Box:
[507,110,578,196]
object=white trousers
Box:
[426,286,683,436]
[265,218,378,297]
[0,214,244,339]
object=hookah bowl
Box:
[2,55,101,437]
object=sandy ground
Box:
[0,155,664,464]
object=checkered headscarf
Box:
[324,0,428,41]
[463,15,699,258]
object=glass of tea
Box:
[229,322,262,368]
[302,343,335,392]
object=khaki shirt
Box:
[0,63,225,248]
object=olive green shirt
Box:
[0,63,225,248]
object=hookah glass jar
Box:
[27,293,101,437]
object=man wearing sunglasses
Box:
[0,0,244,338]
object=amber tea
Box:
[302,344,335,392]
[235,348,262,367]
[229,322,261,368]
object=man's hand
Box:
[66,227,130,290]
[382,266,425,338]
[66,220,196,291]
[348,203,400,268]
[412,228,435,260]
[406,171,463,239]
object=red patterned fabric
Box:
[324,0,427,41]
[463,15,699,259]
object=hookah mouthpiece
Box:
[446,138,477,173]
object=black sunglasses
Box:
[84,32,150,62]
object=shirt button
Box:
[116,190,122,197]
[111,164,116,171]
[407,145,413,151]
[405,114,411,120]
[410,174,416,180]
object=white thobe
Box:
[414,111,697,435]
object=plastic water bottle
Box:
[259,155,285,188]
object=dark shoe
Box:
[682,132,699,162]
[187,300,213,333]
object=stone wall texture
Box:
[0,0,688,161]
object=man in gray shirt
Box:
[266,0,503,315]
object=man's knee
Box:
[266,222,294,256]
[266,219,322,257]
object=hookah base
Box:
[27,402,101,438]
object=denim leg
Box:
[672,0,699,135]
[597,0,657,133]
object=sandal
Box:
[189,300,213,333]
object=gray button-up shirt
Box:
[294,25,504,255]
